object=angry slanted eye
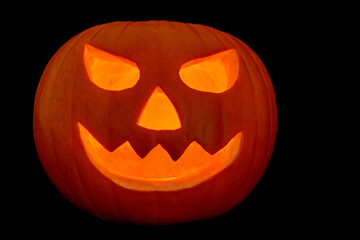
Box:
[83,44,140,91]
[179,49,239,93]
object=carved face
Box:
[78,43,243,191]
[34,21,277,224]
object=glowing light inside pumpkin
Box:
[137,87,181,130]
[179,49,239,93]
[83,44,140,91]
[78,122,243,191]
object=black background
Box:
[8,3,340,237]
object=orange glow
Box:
[83,44,140,91]
[78,122,243,191]
[179,49,239,93]
[137,87,181,130]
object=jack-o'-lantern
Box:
[33,21,277,225]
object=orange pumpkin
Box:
[33,21,277,224]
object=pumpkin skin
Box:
[33,21,277,224]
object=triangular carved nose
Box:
[137,87,181,130]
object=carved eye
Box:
[179,49,239,93]
[83,44,140,91]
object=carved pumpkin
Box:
[33,21,277,224]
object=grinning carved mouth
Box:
[78,122,243,191]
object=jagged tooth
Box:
[105,139,126,152]
[166,147,186,162]
[200,145,222,155]
[77,122,128,153]
[201,144,219,155]
[160,139,190,162]
[191,138,221,156]
[128,139,156,159]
